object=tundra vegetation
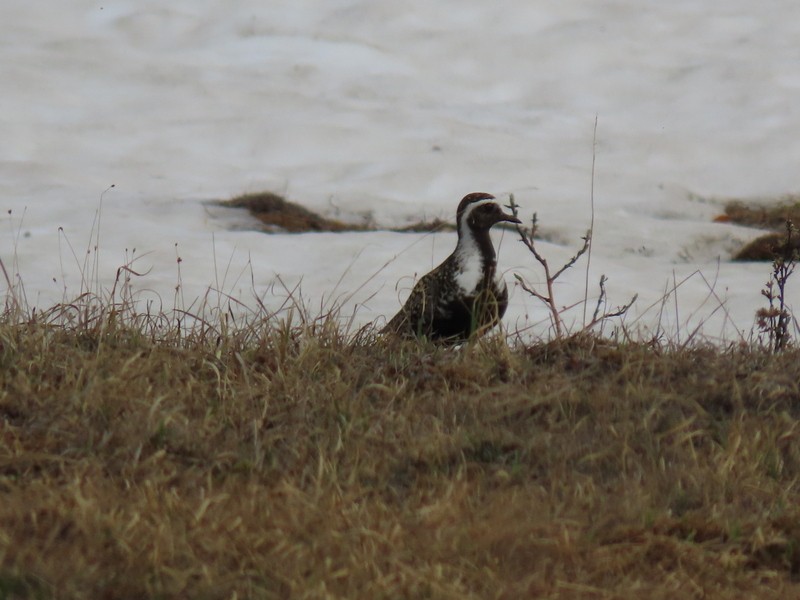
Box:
[1,200,799,599]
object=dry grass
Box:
[716,198,800,260]
[721,197,800,231]
[734,230,800,262]
[220,192,358,233]
[217,191,518,234]
[2,300,800,599]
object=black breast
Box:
[426,279,509,343]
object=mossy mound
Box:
[733,230,800,261]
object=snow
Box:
[2,1,799,341]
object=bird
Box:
[384,192,521,343]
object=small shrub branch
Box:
[757,219,798,352]
[508,194,635,338]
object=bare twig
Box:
[508,196,568,337]
[584,274,637,331]
[552,234,590,281]
[508,194,632,339]
[590,274,608,325]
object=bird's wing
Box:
[384,264,450,335]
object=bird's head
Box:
[456,192,521,237]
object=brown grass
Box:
[718,198,800,260]
[734,230,800,262]
[391,217,454,233]
[2,304,800,598]
[220,192,358,233]
[217,192,501,234]
[721,197,800,231]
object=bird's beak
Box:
[498,211,522,225]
